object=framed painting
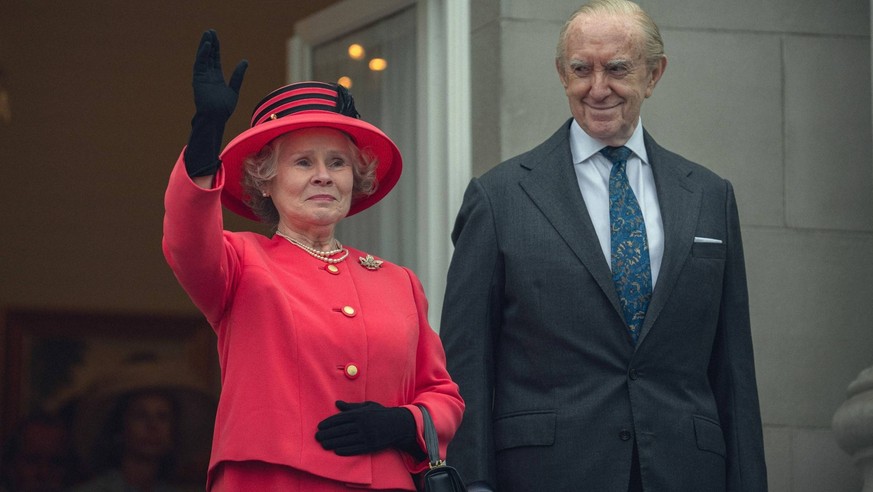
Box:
[0,309,218,443]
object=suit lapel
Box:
[518,123,623,316]
[636,132,701,346]
[516,125,703,347]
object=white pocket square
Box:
[694,237,723,244]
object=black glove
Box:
[315,400,425,459]
[184,29,248,178]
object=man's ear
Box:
[645,55,667,98]
[556,58,569,88]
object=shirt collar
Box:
[569,118,648,165]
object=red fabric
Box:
[162,151,464,490]
[211,460,408,491]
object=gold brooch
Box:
[359,254,383,270]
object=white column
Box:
[416,0,471,329]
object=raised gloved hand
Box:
[315,400,424,459]
[184,29,248,178]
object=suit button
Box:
[326,264,340,275]
[619,430,632,441]
[342,306,356,317]
[629,369,639,380]
[344,363,360,379]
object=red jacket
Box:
[162,153,464,489]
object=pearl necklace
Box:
[275,230,349,264]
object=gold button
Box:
[326,264,340,275]
[342,306,356,317]
[344,363,359,379]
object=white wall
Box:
[471,1,873,490]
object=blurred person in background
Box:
[1,413,75,492]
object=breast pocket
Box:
[691,242,726,259]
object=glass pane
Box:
[312,6,418,271]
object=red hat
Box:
[219,81,403,221]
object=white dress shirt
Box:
[569,118,664,287]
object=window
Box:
[310,6,418,269]
[291,0,470,329]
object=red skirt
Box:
[210,460,411,492]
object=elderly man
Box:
[439,1,768,491]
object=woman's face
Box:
[267,128,356,232]
[122,393,174,460]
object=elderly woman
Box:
[162,30,464,491]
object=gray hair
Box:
[242,132,378,228]
[556,0,665,71]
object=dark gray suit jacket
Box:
[440,120,767,491]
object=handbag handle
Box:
[417,405,445,468]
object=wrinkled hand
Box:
[184,29,248,178]
[315,401,419,457]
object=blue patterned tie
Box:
[600,146,652,345]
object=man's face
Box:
[556,13,666,146]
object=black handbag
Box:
[416,405,466,492]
